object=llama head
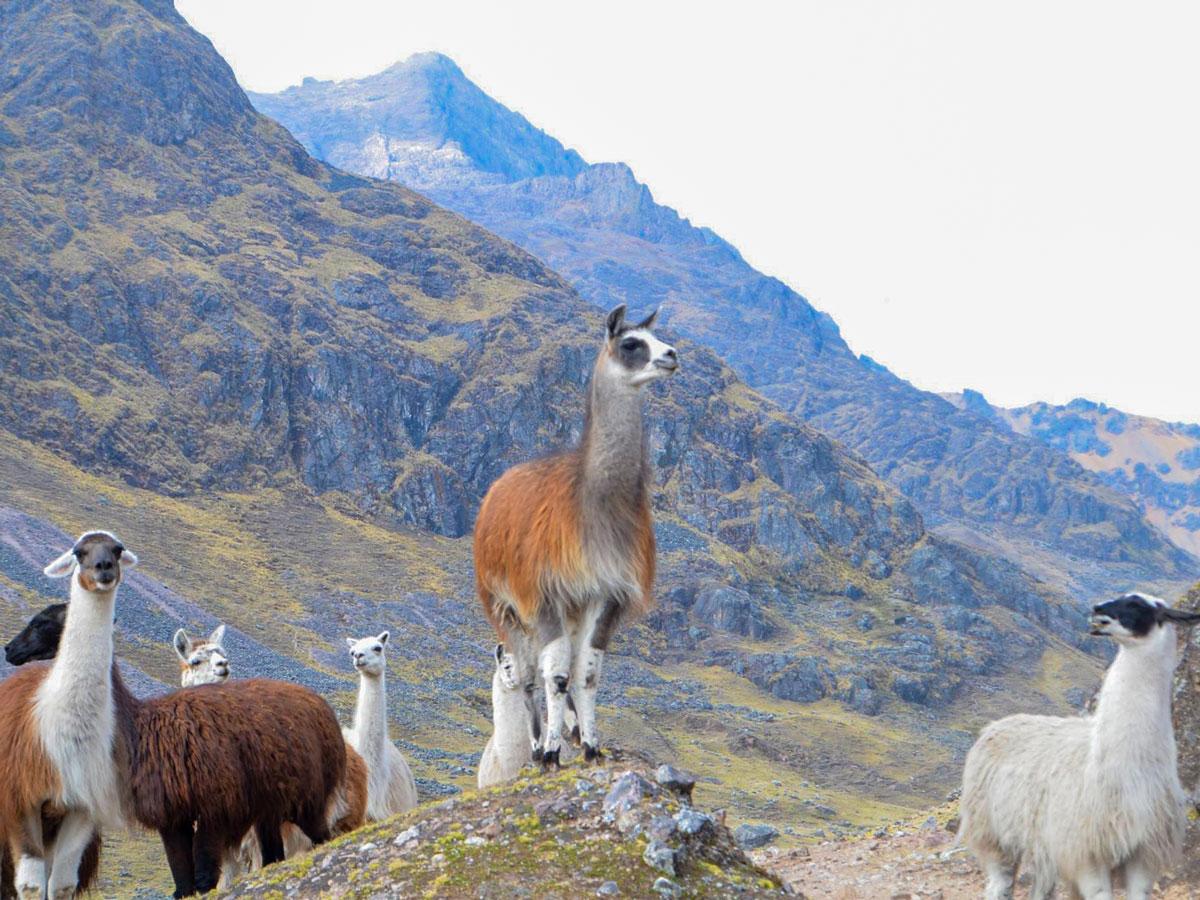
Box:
[346,631,389,677]
[1090,592,1200,646]
[43,530,137,594]
[4,602,67,666]
[174,625,230,686]
[600,304,678,389]
[493,642,519,691]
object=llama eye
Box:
[621,339,639,351]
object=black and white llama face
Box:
[604,304,678,387]
[1090,592,1200,643]
[43,530,137,593]
[347,631,389,677]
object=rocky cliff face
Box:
[251,56,1198,601]
[946,394,1200,559]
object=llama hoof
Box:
[541,749,561,771]
[569,725,582,747]
[583,743,604,763]
[531,746,544,764]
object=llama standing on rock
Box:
[173,625,229,686]
[478,643,532,788]
[344,632,418,819]
[474,305,677,768]
[959,592,1198,900]
[0,531,135,900]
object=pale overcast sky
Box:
[178,1,1200,423]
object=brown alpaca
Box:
[473,305,677,767]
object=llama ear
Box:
[494,643,505,664]
[173,629,192,660]
[1159,607,1200,625]
[606,304,627,339]
[345,638,357,650]
[377,630,389,647]
[118,547,138,568]
[209,624,226,646]
[634,308,659,330]
[43,549,78,579]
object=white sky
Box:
[178,1,1200,423]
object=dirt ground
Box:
[761,825,1200,899]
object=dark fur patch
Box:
[590,597,624,651]
[1093,595,1159,636]
[615,335,650,371]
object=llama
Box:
[161,629,367,887]
[173,625,229,687]
[0,531,135,900]
[959,592,1199,900]
[344,632,418,819]
[473,304,677,768]
[3,580,350,899]
[478,643,532,788]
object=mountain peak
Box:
[252,51,585,184]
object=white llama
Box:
[344,632,418,818]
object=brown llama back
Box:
[127,677,345,838]
[474,452,655,629]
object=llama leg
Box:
[45,812,92,900]
[191,828,224,895]
[524,685,543,762]
[981,857,1015,900]
[159,825,195,899]
[12,810,46,900]
[256,822,286,867]
[573,596,622,762]
[564,693,581,747]
[537,618,572,771]
[1123,859,1155,900]
[1073,869,1113,900]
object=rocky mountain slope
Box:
[251,54,1198,602]
[0,0,1125,890]
[946,392,1200,558]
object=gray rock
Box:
[734,823,779,849]
[597,882,620,897]
[604,771,656,818]
[654,764,696,798]
[674,807,714,837]
[642,839,678,876]
[651,877,682,897]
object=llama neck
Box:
[352,670,389,767]
[581,363,648,502]
[44,575,116,705]
[1091,629,1178,765]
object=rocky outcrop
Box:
[222,759,785,898]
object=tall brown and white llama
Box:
[2,543,352,898]
[344,632,418,818]
[473,305,678,767]
[0,531,134,900]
